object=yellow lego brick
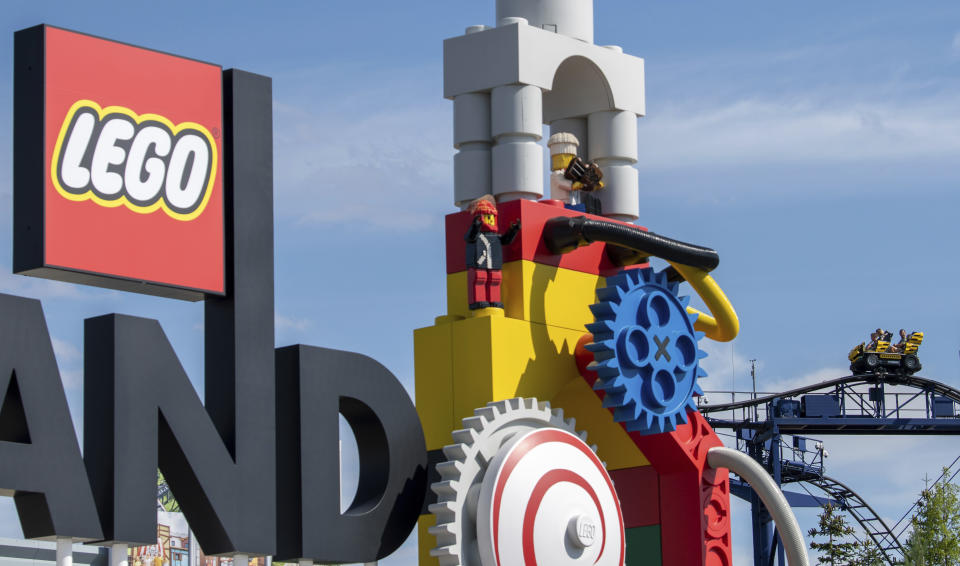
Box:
[446,270,468,319]
[446,260,605,331]
[414,322,455,450]
[418,514,439,566]
[549,375,650,470]
[450,314,587,428]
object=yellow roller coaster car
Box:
[849,331,923,375]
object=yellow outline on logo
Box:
[51,99,218,222]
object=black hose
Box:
[542,216,720,272]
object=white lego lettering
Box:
[165,133,209,211]
[124,125,171,204]
[91,117,135,196]
[59,111,95,190]
[53,101,216,220]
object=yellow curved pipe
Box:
[668,262,739,342]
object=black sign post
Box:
[4,29,428,564]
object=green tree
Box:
[851,540,885,566]
[903,470,960,566]
[809,503,860,565]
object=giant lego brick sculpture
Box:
[414,2,738,564]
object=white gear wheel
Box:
[428,397,596,566]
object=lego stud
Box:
[567,514,599,549]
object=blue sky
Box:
[1,1,959,564]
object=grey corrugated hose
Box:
[707,446,810,566]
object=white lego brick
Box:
[454,144,493,206]
[443,24,644,118]
[587,110,638,163]
[596,163,638,220]
[454,92,491,148]
[496,0,594,43]
[491,84,543,139]
[492,138,543,199]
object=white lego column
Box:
[445,1,645,212]
[588,110,639,220]
[491,83,543,201]
[453,92,492,208]
[496,0,594,42]
[56,537,73,566]
[110,543,128,566]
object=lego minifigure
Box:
[889,329,908,353]
[464,196,520,310]
[547,132,605,215]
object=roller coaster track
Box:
[795,472,904,565]
[700,372,960,564]
[700,373,960,414]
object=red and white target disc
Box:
[476,428,625,566]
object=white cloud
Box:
[51,336,81,364]
[59,369,82,391]
[275,314,312,332]
[273,93,453,231]
[0,269,95,301]
[699,340,756,394]
[759,365,851,396]
[639,95,960,172]
[51,335,83,391]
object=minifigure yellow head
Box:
[469,195,498,231]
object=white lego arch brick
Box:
[543,56,614,123]
[443,24,644,116]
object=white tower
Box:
[445,0,645,220]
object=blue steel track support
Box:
[701,369,960,566]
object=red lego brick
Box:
[575,348,733,566]
[445,199,648,276]
[609,466,660,528]
[628,411,733,566]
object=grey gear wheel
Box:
[428,397,592,566]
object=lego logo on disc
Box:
[477,428,625,566]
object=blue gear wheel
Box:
[586,267,708,435]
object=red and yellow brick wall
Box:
[415,199,729,565]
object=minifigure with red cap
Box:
[464,195,521,310]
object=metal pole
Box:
[56,537,73,566]
[771,426,786,566]
[731,345,736,404]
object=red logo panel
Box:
[43,27,224,296]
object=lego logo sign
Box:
[53,100,216,221]
[14,26,224,299]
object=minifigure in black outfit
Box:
[465,196,521,310]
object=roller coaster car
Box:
[848,331,924,375]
